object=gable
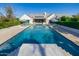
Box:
[19,14,32,21]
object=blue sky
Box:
[0,3,79,17]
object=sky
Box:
[0,3,79,17]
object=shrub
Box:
[0,19,21,29]
[54,22,79,29]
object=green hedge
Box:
[0,19,21,29]
[54,22,79,29]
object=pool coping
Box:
[49,25,79,46]
[0,25,31,46]
[55,25,79,46]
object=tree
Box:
[65,16,71,22]
[5,6,15,20]
[60,16,66,21]
[60,16,69,22]
[59,16,71,22]
[0,12,5,21]
[71,15,79,22]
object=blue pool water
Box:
[0,24,79,56]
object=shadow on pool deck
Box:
[54,25,79,38]
[24,39,46,56]
[38,44,46,56]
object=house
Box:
[46,14,56,24]
[33,14,46,24]
[19,13,57,25]
[19,14,33,24]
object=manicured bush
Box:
[53,15,79,30]
[54,22,79,29]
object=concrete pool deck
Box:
[9,44,71,56]
[53,25,79,46]
[0,25,29,45]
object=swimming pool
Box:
[0,24,79,56]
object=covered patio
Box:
[33,16,46,24]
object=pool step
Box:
[18,44,71,56]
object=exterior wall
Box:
[20,13,56,25]
[46,14,56,24]
[19,14,33,24]
[29,19,33,24]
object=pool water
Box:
[0,24,79,56]
[24,25,55,43]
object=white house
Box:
[19,13,57,25]
[19,14,33,24]
[46,14,57,24]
